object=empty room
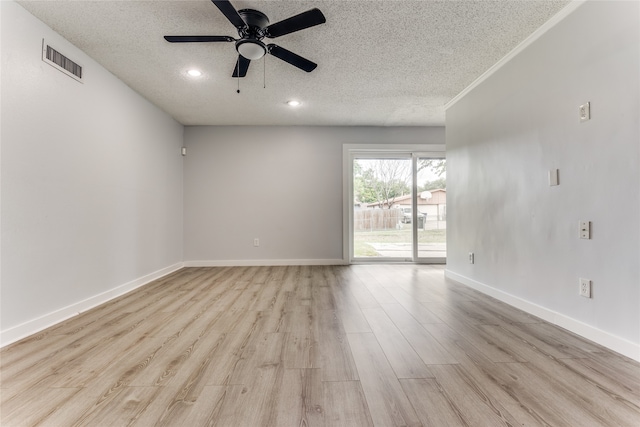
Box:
[1,0,639,425]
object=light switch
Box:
[579,221,591,239]
[549,169,559,186]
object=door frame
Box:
[342,144,446,264]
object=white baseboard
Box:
[0,262,184,348]
[184,259,347,267]
[444,270,640,362]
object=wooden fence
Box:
[354,209,403,231]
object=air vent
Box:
[42,40,83,82]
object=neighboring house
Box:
[366,189,447,220]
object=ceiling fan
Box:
[164,0,326,78]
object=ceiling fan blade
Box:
[211,0,246,29]
[267,44,317,72]
[164,36,235,43]
[232,55,251,77]
[264,8,326,38]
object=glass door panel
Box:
[416,157,446,261]
[352,157,413,261]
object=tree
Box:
[354,159,411,208]
[417,159,446,177]
[354,164,378,204]
[372,159,411,208]
[419,177,446,191]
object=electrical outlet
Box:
[253,238,259,247]
[579,278,591,298]
[469,252,474,264]
[579,102,590,122]
[579,221,591,239]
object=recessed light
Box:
[187,69,202,77]
[287,100,301,107]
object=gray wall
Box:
[446,1,639,358]
[183,126,445,264]
[4,0,637,360]
[1,2,184,343]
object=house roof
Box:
[366,189,445,207]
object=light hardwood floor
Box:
[1,265,639,426]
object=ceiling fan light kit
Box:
[236,39,266,60]
[164,0,326,80]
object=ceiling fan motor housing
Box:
[237,9,269,35]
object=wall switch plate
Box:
[579,221,591,239]
[253,238,259,247]
[549,169,559,186]
[579,278,591,298]
[469,252,474,264]
[579,102,590,122]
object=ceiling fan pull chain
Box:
[264,55,266,89]
[236,60,240,94]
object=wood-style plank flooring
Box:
[1,265,639,426]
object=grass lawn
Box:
[353,228,446,257]
[354,241,380,257]
[354,228,446,244]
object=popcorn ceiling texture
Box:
[17,0,570,126]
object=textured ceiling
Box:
[17,0,570,126]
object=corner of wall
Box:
[444,270,640,362]
[0,263,184,348]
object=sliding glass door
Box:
[348,151,446,263]
[352,155,414,261]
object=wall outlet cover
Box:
[579,102,590,122]
[579,278,591,298]
[579,221,591,239]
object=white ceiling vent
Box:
[42,40,83,82]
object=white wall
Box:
[1,1,184,344]
[446,1,639,360]
[183,126,444,264]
